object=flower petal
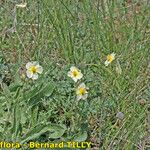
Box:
[77,95,82,101]
[26,62,33,69]
[76,72,83,80]
[82,93,88,100]
[111,53,116,58]
[104,60,110,66]
[26,70,33,78]
[79,83,86,88]
[36,65,43,74]
[67,71,72,77]
[32,61,39,66]
[72,77,78,82]
[70,66,77,71]
[32,73,38,80]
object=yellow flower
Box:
[26,61,43,80]
[76,83,88,101]
[104,52,115,66]
[67,66,83,82]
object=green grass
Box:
[0,0,150,149]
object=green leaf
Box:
[1,83,11,97]
[73,131,88,142]
[27,82,55,107]
[9,82,23,92]
[21,112,27,124]
[43,82,55,97]
[21,123,66,144]
[48,124,67,139]
[0,126,4,132]
[11,104,21,140]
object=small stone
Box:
[116,112,124,120]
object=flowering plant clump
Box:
[104,52,115,66]
[1,2,148,148]
[67,66,83,82]
[26,61,43,80]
